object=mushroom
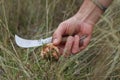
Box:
[41,43,60,60]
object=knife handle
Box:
[61,35,87,46]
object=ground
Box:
[0,0,120,80]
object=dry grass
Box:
[0,0,120,80]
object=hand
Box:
[52,15,94,56]
[52,0,112,56]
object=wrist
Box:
[75,0,112,25]
[74,0,103,25]
[85,0,113,25]
[84,4,103,25]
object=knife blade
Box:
[15,35,87,48]
[15,35,52,48]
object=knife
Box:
[15,35,87,48]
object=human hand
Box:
[52,15,94,56]
[52,0,111,56]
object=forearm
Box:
[98,0,113,7]
[75,0,113,25]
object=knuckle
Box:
[67,36,74,42]
[75,35,79,38]
[59,22,66,27]
[59,21,69,28]
[69,36,74,39]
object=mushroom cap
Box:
[41,43,60,60]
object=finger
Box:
[72,35,80,54]
[52,23,66,45]
[64,36,74,56]
[57,44,64,55]
[79,35,91,51]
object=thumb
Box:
[52,32,62,45]
[52,23,66,45]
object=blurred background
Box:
[0,0,120,80]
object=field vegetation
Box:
[0,0,120,80]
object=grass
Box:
[0,0,120,80]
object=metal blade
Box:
[15,35,52,48]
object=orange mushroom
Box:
[41,43,60,60]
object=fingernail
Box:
[53,39,58,44]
